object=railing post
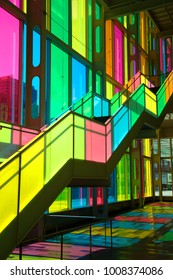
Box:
[89,224,92,255]
[110,219,113,248]
[60,234,63,260]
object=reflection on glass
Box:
[31,76,40,119]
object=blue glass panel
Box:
[31,76,40,119]
[102,99,109,116]
[112,106,129,150]
[94,96,101,116]
[32,27,41,67]
[72,58,86,104]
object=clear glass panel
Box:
[152,139,158,154]
[160,139,171,157]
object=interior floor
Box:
[8,202,173,260]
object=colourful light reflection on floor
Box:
[8,202,173,260]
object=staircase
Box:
[0,71,173,259]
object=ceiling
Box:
[104,0,173,38]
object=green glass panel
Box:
[51,0,69,44]
[49,188,70,212]
[88,0,92,61]
[95,2,101,20]
[50,44,68,121]
[96,26,102,53]
[96,73,101,94]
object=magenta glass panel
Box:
[114,25,123,84]
[160,39,163,72]
[8,0,21,8]
[0,8,20,124]
[86,120,106,163]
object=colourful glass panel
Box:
[0,157,19,233]
[145,87,156,115]
[31,76,40,119]
[0,8,20,124]
[8,0,21,8]
[114,25,123,84]
[86,120,106,163]
[144,158,152,197]
[20,137,44,211]
[96,26,102,53]
[45,114,73,183]
[72,0,86,57]
[71,187,89,209]
[51,0,69,44]
[50,44,68,121]
[72,59,86,104]
[106,81,113,100]
[22,24,27,125]
[106,20,113,77]
[96,73,101,94]
[74,115,85,160]
[97,187,104,205]
[49,188,70,212]
[117,154,130,201]
[32,28,41,67]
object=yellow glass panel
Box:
[74,115,85,160]
[145,159,152,197]
[46,0,50,31]
[45,114,73,183]
[106,81,113,99]
[142,139,151,157]
[106,20,113,76]
[49,188,70,212]
[20,137,44,211]
[145,87,156,114]
[0,123,12,143]
[72,0,86,57]
[0,158,19,233]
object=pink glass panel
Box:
[106,122,112,160]
[9,0,21,8]
[0,8,20,124]
[97,187,104,205]
[86,120,106,163]
[114,25,123,84]
[159,39,163,72]
[12,126,39,145]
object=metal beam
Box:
[105,0,173,19]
